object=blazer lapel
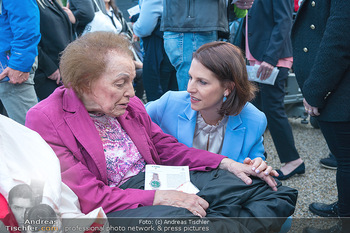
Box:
[221,115,245,161]
[117,110,159,164]
[62,89,108,182]
[177,104,197,147]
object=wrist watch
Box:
[149,173,161,189]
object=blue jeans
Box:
[163,31,217,91]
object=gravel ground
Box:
[264,117,339,231]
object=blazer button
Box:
[310,24,315,29]
[303,47,308,53]
[311,1,316,7]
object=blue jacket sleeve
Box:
[133,0,163,38]
[145,91,172,125]
[4,0,41,72]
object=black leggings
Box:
[318,120,350,217]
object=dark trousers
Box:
[142,45,177,101]
[142,20,178,102]
[159,54,178,93]
[34,73,59,100]
[107,169,297,233]
[251,67,300,163]
[134,68,144,100]
[318,120,350,217]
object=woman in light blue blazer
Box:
[146,41,267,164]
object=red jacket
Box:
[294,0,302,12]
[0,194,20,233]
[26,87,225,214]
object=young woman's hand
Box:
[243,157,278,176]
[219,158,278,191]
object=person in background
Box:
[293,0,337,172]
[35,0,76,100]
[245,0,304,180]
[133,0,177,101]
[0,0,41,125]
[26,32,297,233]
[161,0,254,91]
[104,0,132,40]
[8,184,35,231]
[292,0,350,231]
[146,41,265,163]
[68,0,106,36]
[104,0,144,99]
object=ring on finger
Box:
[193,211,202,218]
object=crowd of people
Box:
[1,0,349,232]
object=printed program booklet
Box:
[246,64,279,85]
[144,165,199,194]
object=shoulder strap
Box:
[91,0,102,12]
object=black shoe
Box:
[320,153,337,170]
[309,201,339,217]
[263,151,268,159]
[275,162,305,180]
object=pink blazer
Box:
[25,87,225,214]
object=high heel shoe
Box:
[275,162,305,180]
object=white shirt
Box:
[106,7,122,34]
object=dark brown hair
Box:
[107,0,119,13]
[8,184,34,205]
[193,41,256,116]
[59,31,133,96]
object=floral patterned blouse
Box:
[90,113,146,187]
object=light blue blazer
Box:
[146,91,267,163]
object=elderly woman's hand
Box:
[153,190,209,217]
[219,158,278,191]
